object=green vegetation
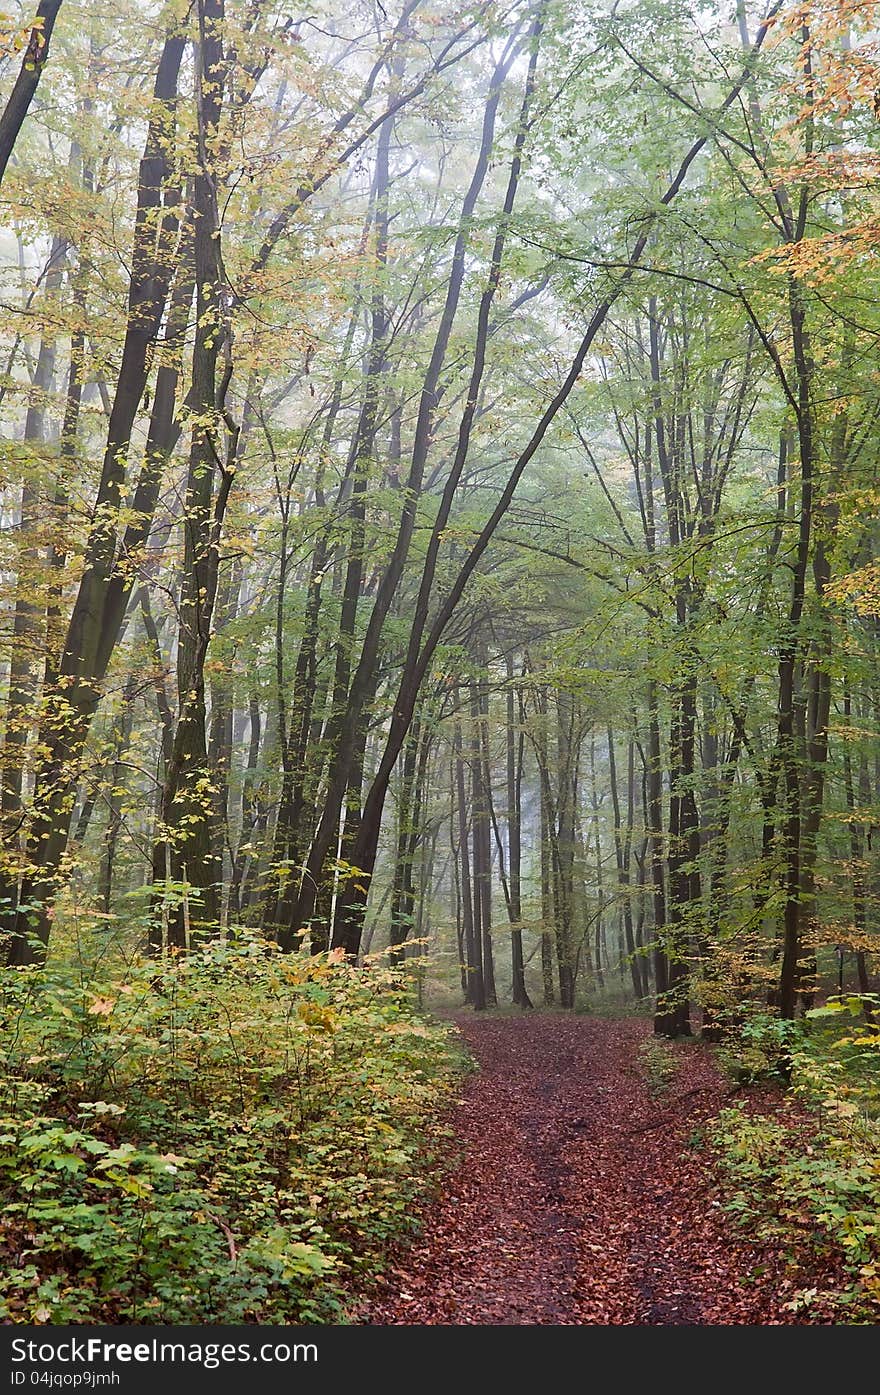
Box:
[0,934,464,1323]
[712,997,880,1320]
[637,1036,676,1097]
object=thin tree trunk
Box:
[454,714,483,1008]
[98,676,137,915]
[0,0,64,187]
[608,728,643,1000]
[646,681,670,1028]
[507,659,531,1006]
[471,668,496,1005]
[389,719,420,962]
[540,770,555,1006]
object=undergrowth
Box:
[637,1036,676,1096]
[711,997,880,1321]
[0,931,466,1324]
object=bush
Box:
[710,995,880,1319]
[637,1036,676,1096]
[0,934,465,1323]
[717,1010,799,1086]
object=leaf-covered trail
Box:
[356,1015,807,1326]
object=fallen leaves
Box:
[354,1014,841,1326]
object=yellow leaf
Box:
[88,996,116,1016]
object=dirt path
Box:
[355,1014,813,1326]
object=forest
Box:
[1,0,880,1330]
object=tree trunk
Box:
[507,659,531,1006]
[455,714,483,1008]
[471,669,496,1005]
[98,677,137,915]
[645,682,672,1031]
[152,0,230,948]
[389,719,420,962]
[540,771,555,1006]
[608,728,643,1000]
[0,0,64,187]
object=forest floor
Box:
[352,1013,838,1325]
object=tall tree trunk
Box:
[608,728,643,1000]
[471,667,496,1005]
[588,733,605,990]
[208,556,242,928]
[842,685,872,1001]
[644,681,674,1031]
[389,720,420,962]
[451,752,467,996]
[152,0,231,947]
[551,692,577,1009]
[454,714,483,1008]
[778,282,817,1020]
[507,659,531,1006]
[540,769,555,1006]
[659,655,698,1038]
[98,676,137,915]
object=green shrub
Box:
[0,934,464,1323]
[637,1036,676,1096]
[717,1009,799,1086]
[711,997,880,1319]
